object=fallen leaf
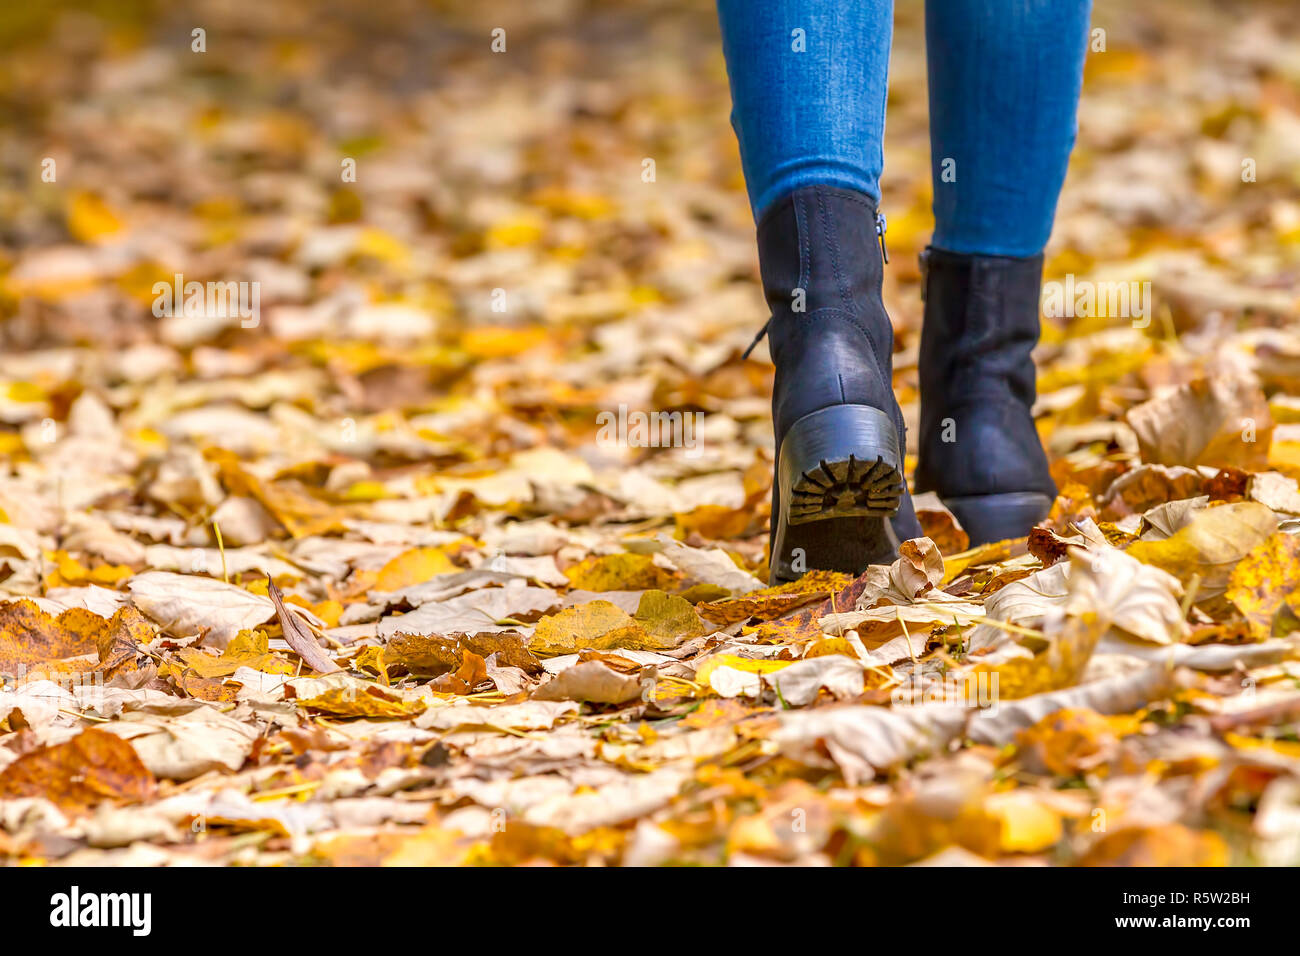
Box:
[1126,501,1277,601]
[428,649,489,695]
[103,706,260,780]
[912,492,969,554]
[377,584,560,639]
[774,704,969,785]
[268,576,341,674]
[1079,824,1229,866]
[1014,708,1127,776]
[767,655,865,706]
[533,660,646,704]
[373,547,459,592]
[176,628,295,678]
[632,589,707,646]
[529,600,666,654]
[697,570,848,625]
[416,699,578,732]
[0,728,155,813]
[1126,372,1274,470]
[966,666,1186,746]
[128,571,278,648]
[386,631,543,677]
[299,682,428,719]
[564,552,678,592]
[1226,533,1300,639]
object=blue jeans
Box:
[716,0,1091,257]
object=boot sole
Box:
[942,491,1054,546]
[771,405,904,584]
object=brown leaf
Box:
[1027,527,1071,567]
[386,632,543,677]
[697,570,850,625]
[1126,372,1274,470]
[1203,466,1250,502]
[912,492,970,555]
[1099,464,1204,519]
[267,576,340,674]
[428,650,489,695]
[533,660,647,704]
[0,728,155,813]
[1079,825,1229,867]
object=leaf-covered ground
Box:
[1,0,1300,866]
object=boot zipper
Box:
[744,207,890,361]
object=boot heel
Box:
[780,405,903,524]
[942,491,1053,545]
[770,405,905,584]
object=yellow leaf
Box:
[1223,732,1300,760]
[1126,501,1276,600]
[697,570,849,625]
[529,601,662,654]
[694,654,792,687]
[177,629,295,679]
[529,188,615,220]
[382,824,469,866]
[564,553,678,592]
[353,645,389,685]
[340,480,391,502]
[298,683,427,719]
[985,791,1065,853]
[632,590,706,648]
[1014,708,1125,776]
[311,600,344,628]
[484,212,545,249]
[354,227,410,265]
[207,449,350,538]
[67,191,124,242]
[461,326,548,359]
[0,433,24,460]
[373,547,458,592]
[1226,533,1300,639]
[43,550,133,588]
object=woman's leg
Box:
[915,0,1092,544]
[925,0,1091,257]
[716,1,923,583]
[716,0,894,219]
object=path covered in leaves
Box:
[1,0,1300,865]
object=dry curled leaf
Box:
[268,576,341,674]
[533,660,647,704]
[1126,372,1273,471]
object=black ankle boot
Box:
[914,247,1056,545]
[748,185,923,584]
